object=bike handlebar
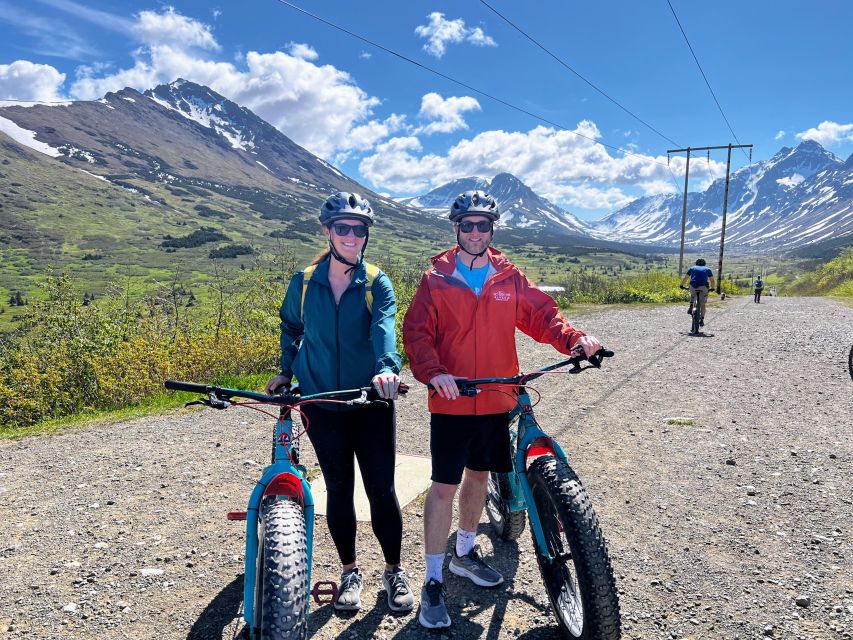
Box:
[164,379,409,409]
[427,348,615,396]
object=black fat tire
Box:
[691,305,701,334]
[257,499,309,640]
[528,456,621,639]
[486,472,527,541]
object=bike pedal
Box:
[311,581,338,604]
[226,511,247,521]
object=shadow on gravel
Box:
[682,332,715,338]
[188,574,244,640]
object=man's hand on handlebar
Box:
[429,373,462,400]
[571,335,603,359]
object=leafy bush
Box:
[788,248,853,297]
[209,244,254,259]
[161,227,229,248]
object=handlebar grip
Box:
[165,380,211,394]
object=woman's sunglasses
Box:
[329,223,368,238]
[458,220,493,233]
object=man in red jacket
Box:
[403,190,603,629]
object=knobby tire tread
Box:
[528,456,621,640]
[487,472,527,541]
[259,499,309,640]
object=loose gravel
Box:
[1,295,851,640]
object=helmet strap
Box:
[328,229,369,276]
[456,229,490,270]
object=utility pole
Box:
[667,143,752,290]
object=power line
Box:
[665,0,750,162]
[479,0,682,148]
[274,0,680,181]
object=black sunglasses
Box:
[458,220,493,233]
[330,223,368,238]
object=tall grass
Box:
[0,259,748,433]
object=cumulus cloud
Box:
[359,121,725,210]
[0,60,66,101]
[795,120,853,146]
[414,12,496,58]
[61,8,401,159]
[416,93,481,135]
[134,7,219,50]
[287,42,318,61]
[774,130,785,140]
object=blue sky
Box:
[1,0,851,220]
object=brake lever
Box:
[185,393,231,410]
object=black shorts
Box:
[430,413,513,485]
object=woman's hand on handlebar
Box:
[429,373,461,400]
[372,372,402,400]
[264,374,291,396]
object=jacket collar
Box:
[430,245,514,278]
[310,255,369,287]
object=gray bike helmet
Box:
[449,190,500,222]
[319,191,374,226]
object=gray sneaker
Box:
[334,568,363,611]
[448,545,504,587]
[418,578,450,628]
[383,567,414,612]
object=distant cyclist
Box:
[680,258,716,327]
[754,276,764,303]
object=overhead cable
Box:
[665,0,750,162]
[479,0,682,148]
[274,0,678,175]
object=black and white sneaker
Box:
[334,568,363,611]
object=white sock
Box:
[424,553,444,584]
[455,528,476,557]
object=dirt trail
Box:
[1,295,851,639]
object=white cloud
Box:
[795,120,853,146]
[287,42,318,61]
[32,0,134,34]
[416,93,481,135]
[414,12,497,58]
[358,51,372,60]
[134,7,219,50]
[64,9,393,160]
[774,130,785,140]
[359,121,726,210]
[0,60,66,101]
[0,1,98,59]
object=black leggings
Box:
[301,402,402,566]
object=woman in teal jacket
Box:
[265,192,413,614]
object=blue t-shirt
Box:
[460,263,490,297]
[687,265,713,288]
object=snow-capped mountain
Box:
[593,140,853,250]
[0,79,434,234]
[403,172,591,236]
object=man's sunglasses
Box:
[329,223,368,238]
[458,220,493,233]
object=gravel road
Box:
[1,295,851,640]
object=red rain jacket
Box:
[403,246,586,415]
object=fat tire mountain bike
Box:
[458,350,621,639]
[164,380,405,640]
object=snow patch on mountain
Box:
[0,115,61,157]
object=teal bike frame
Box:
[164,380,393,637]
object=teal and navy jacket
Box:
[278,257,401,396]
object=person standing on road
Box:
[402,190,605,629]
[264,192,414,614]
[754,276,764,303]
[680,258,716,327]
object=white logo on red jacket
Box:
[493,290,511,302]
